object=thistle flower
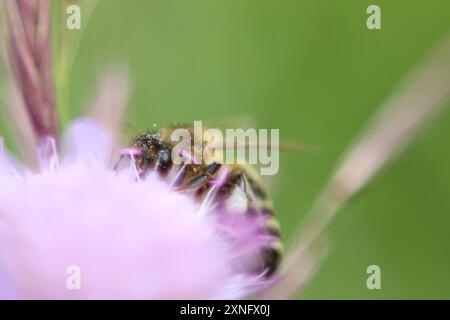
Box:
[0,118,276,299]
[0,0,275,299]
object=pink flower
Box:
[1,1,277,296]
[0,119,274,299]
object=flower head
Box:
[0,119,275,299]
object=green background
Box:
[3,0,450,299]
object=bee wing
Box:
[206,115,320,155]
[204,116,319,194]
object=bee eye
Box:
[157,148,172,169]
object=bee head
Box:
[133,131,173,172]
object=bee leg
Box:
[182,174,210,191]
[204,162,221,176]
[178,162,221,192]
[114,148,143,173]
[169,162,188,189]
[113,154,127,172]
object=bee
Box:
[119,125,283,277]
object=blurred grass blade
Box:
[3,0,58,140]
[54,0,98,125]
[87,63,131,162]
[270,34,450,299]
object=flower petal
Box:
[62,118,113,167]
